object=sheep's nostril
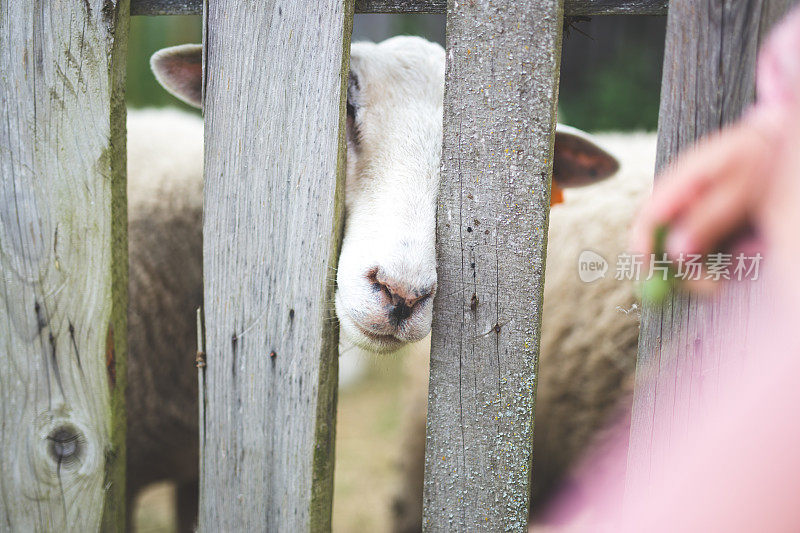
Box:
[366,268,436,323]
[391,302,413,323]
[407,282,436,308]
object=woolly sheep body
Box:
[126,108,204,529]
[391,132,656,532]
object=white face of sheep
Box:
[335,38,446,352]
[151,36,619,355]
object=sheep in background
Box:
[391,133,656,533]
[126,108,204,531]
[532,132,653,508]
[127,36,627,530]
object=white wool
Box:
[127,108,204,212]
[544,130,656,339]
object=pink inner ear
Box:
[152,47,203,107]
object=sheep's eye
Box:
[346,70,361,146]
[346,71,359,120]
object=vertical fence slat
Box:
[0,1,129,530]
[627,0,796,496]
[198,1,353,530]
[423,0,564,530]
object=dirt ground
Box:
[132,356,407,532]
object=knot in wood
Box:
[47,426,83,466]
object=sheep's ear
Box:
[553,124,619,188]
[150,44,203,108]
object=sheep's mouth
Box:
[353,321,399,343]
[335,291,408,352]
[347,320,407,353]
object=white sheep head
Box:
[150,36,620,355]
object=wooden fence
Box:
[0,0,793,530]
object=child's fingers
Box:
[631,126,764,256]
[665,173,752,256]
[631,145,732,254]
[631,169,708,254]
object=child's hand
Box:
[631,117,779,260]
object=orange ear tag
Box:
[550,182,564,206]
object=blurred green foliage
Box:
[559,45,662,131]
[127,15,202,112]
[127,14,663,131]
[558,17,664,131]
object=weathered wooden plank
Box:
[565,0,666,15]
[626,0,796,497]
[0,0,129,530]
[131,0,198,15]
[422,0,564,530]
[198,0,353,531]
[355,0,444,12]
[131,0,668,16]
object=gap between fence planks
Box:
[131,0,668,16]
[0,0,129,530]
[198,0,353,530]
[626,0,797,499]
[422,0,564,530]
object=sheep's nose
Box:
[367,269,436,324]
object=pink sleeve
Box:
[537,10,800,533]
[756,5,800,109]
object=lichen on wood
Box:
[423,0,565,530]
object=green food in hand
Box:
[642,275,672,303]
[642,224,678,303]
[652,224,669,256]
